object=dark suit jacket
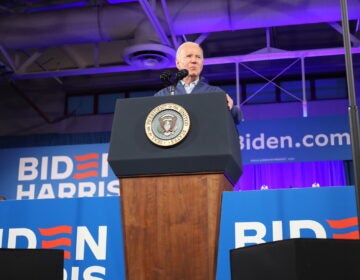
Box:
[155,79,243,125]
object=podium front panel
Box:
[108,92,242,184]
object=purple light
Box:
[107,0,137,3]
[25,1,87,13]
[234,160,347,191]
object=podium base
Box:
[120,173,232,280]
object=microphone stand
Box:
[160,69,189,96]
[169,69,189,96]
[169,77,181,96]
[170,84,176,95]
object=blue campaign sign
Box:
[0,196,125,280]
[0,115,353,201]
[1,186,357,280]
[0,143,119,200]
[238,115,352,164]
[216,186,358,280]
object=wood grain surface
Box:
[120,173,232,280]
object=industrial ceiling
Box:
[0,0,359,135]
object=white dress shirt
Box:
[180,79,199,94]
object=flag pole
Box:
[339,0,360,234]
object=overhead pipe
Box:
[170,0,360,34]
[0,4,146,49]
[0,1,360,50]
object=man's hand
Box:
[226,94,234,110]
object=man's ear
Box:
[175,60,181,70]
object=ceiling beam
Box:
[329,22,360,46]
[61,45,88,69]
[138,0,171,46]
[10,46,360,80]
[0,44,15,71]
[17,51,43,74]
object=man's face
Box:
[176,44,204,79]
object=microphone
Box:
[160,70,172,86]
[159,69,189,95]
[171,69,188,95]
[175,69,189,81]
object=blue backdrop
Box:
[0,197,125,280]
[238,115,351,164]
[0,187,357,280]
[0,115,352,200]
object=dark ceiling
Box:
[0,0,359,95]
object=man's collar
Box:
[180,78,199,86]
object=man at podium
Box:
[109,42,243,280]
[155,41,243,125]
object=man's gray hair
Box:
[176,42,204,60]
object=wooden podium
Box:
[108,93,242,280]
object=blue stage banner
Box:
[0,187,357,280]
[0,115,352,200]
[238,115,351,164]
[216,186,359,280]
[0,196,125,280]
[0,144,119,200]
[0,116,352,200]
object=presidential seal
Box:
[145,103,190,147]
